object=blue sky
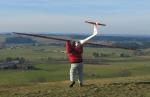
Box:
[0,0,150,35]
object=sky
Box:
[0,0,150,35]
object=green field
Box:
[0,63,150,85]
[0,45,150,97]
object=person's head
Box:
[75,41,80,47]
[72,41,80,47]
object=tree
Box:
[93,52,99,58]
[120,53,130,57]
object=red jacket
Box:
[66,41,83,63]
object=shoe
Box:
[69,81,75,88]
[79,83,83,87]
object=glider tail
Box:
[85,21,106,26]
[79,21,106,45]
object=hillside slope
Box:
[0,76,150,97]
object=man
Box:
[66,22,100,87]
[66,40,83,87]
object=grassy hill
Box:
[0,76,150,97]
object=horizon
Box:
[1,32,150,37]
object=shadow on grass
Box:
[107,81,150,86]
[82,84,96,87]
[135,81,150,85]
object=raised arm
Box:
[66,40,72,53]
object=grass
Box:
[0,76,150,97]
[0,45,141,63]
[0,63,150,85]
[0,46,67,62]
[0,45,150,96]
[0,64,69,85]
[0,46,150,85]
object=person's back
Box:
[66,40,84,87]
[66,41,83,63]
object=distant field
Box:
[0,45,137,62]
[0,46,66,62]
[0,35,6,43]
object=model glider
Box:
[13,21,136,50]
